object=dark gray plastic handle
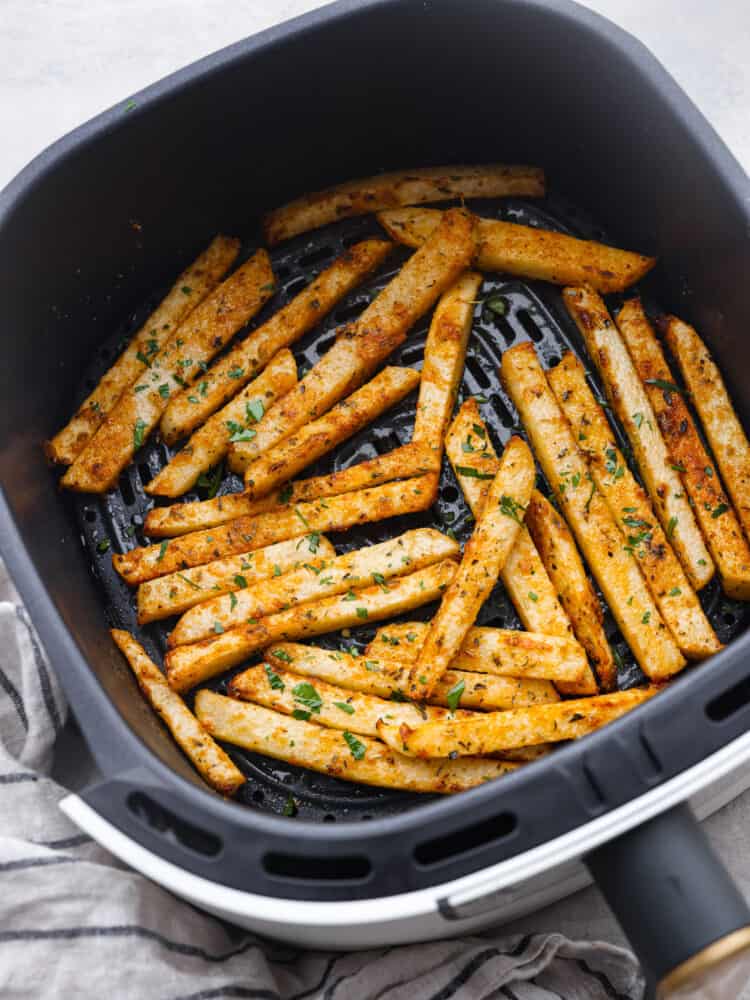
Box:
[586,802,750,995]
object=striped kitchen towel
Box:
[0,558,643,999]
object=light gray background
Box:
[2,0,749,954]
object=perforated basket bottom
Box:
[67,194,750,822]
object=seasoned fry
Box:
[501,341,686,681]
[169,527,458,645]
[195,691,518,793]
[525,490,615,690]
[110,630,245,795]
[242,366,420,495]
[144,443,439,537]
[263,643,559,710]
[160,239,392,443]
[146,350,297,497]
[62,251,275,493]
[549,352,720,658]
[263,164,544,244]
[664,315,750,546]
[376,687,658,758]
[229,208,477,473]
[444,400,595,694]
[136,534,335,624]
[406,437,535,698]
[366,621,586,685]
[563,286,713,590]
[115,475,435,586]
[45,236,240,465]
[660,316,750,580]
[619,300,750,598]
[165,559,458,691]
[229,664,477,737]
[378,208,655,293]
[413,271,483,455]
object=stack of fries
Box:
[46,164,750,802]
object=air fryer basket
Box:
[3,0,750,989]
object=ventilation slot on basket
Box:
[414,811,517,867]
[706,675,750,722]
[263,852,371,882]
[127,792,221,857]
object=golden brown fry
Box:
[501,341,686,681]
[406,437,535,698]
[664,315,750,548]
[136,534,335,624]
[146,350,297,498]
[377,687,658,758]
[196,691,518,793]
[413,271,483,455]
[444,400,594,693]
[242,366,420,496]
[563,286,713,590]
[110,630,244,795]
[115,475,435,586]
[378,208,655,293]
[45,236,240,465]
[169,527,458,645]
[229,209,477,473]
[366,621,585,685]
[165,559,457,692]
[263,642,559,711]
[61,251,275,493]
[160,240,392,444]
[144,443,439,537]
[525,490,616,690]
[263,164,544,244]
[229,664,477,737]
[617,301,750,600]
[549,352,719,659]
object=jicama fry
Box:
[664,315,750,546]
[242,366,420,495]
[169,527,458,645]
[501,341,686,681]
[366,621,586,685]
[136,534,335,624]
[110,630,244,795]
[549,352,719,659]
[229,664,477,737]
[413,271,483,454]
[229,208,477,473]
[263,164,544,244]
[378,208,655,293]
[619,301,750,599]
[406,436,535,698]
[263,643,559,710]
[114,474,435,585]
[144,442,438,537]
[146,350,298,497]
[445,400,595,694]
[195,691,518,793]
[562,286,713,590]
[377,687,658,758]
[165,559,457,692]
[160,239,392,443]
[62,251,275,493]
[45,235,240,465]
[525,490,615,690]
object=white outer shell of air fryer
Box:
[60,729,750,949]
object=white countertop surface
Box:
[2,0,749,956]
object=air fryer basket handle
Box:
[586,802,750,996]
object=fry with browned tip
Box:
[406,436,535,699]
[110,630,245,795]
